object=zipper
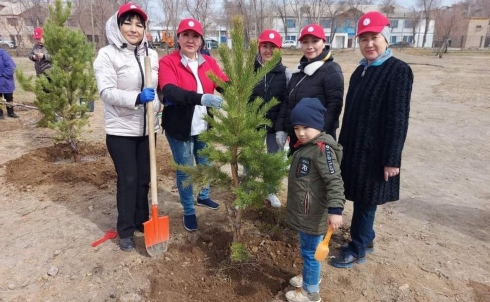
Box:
[303,191,310,215]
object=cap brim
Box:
[33,35,42,39]
[298,33,325,42]
[177,29,203,36]
[356,26,385,37]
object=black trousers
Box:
[106,134,152,238]
[0,93,15,116]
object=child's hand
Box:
[328,214,343,230]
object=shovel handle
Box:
[321,224,334,245]
[144,56,158,207]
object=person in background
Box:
[158,18,228,232]
[0,48,18,119]
[332,11,413,268]
[285,98,345,302]
[93,3,160,252]
[200,39,211,56]
[275,24,344,154]
[249,29,291,208]
[28,27,52,78]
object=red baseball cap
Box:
[258,29,282,48]
[33,27,43,39]
[298,24,326,41]
[177,18,203,36]
[118,3,148,22]
[357,11,390,37]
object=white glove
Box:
[275,131,287,148]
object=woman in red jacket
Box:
[158,18,228,232]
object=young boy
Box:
[285,98,345,302]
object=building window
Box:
[7,18,18,26]
[286,18,296,29]
[404,20,414,28]
[390,36,397,44]
[301,17,312,27]
[321,18,331,28]
[403,35,413,43]
[285,35,296,41]
[390,19,399,28]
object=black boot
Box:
[7,106,18,118]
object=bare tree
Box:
[325,0,346,47]
[346,0,375,49]
[183,0,214,36]
[271,0,290,39]
[409,5,421,46]
[18,0,50,29]
[134,0,152,13]
[1,6,27,48]
[160,0,182,48]
[417,0,440,47]
[434,5,463,56]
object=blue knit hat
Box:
[290,98,326,131]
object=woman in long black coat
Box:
[332,11,414,268]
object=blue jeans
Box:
[165,133,210,216]
[299,232,323,294]
[349,202,377,257]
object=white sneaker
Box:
[289,274,322,288]
[289,274,303,287]
[285,288,321,302]
[266,193,281,208]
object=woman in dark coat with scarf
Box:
[332,11,414,268]
[250,29,291,208]
[275,24,344,154]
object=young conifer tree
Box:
[178,16,289,261]
[16,0,97,161]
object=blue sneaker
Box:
[196,198,220,210]
[331,249,366,269]
[183,214,198,232]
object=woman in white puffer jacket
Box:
[93,3,160,252]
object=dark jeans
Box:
[106,135,151,238]
[348,202,377,257]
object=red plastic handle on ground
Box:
[91,230,118,247]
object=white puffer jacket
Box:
[94,12,160,136]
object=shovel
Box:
[142,51,170,257]
[314,224,334,261]
[91,230,117,247]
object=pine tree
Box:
[16,0,97,161]
[179,16,289,261]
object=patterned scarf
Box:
[359,48,393,67]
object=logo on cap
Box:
[188,21,195,27]
[130,5,136,9]
[269,33,275,39]
[363,18,370,26]
[307,26,314,32]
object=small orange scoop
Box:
[314,225,334,261]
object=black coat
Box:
[250,59,289,133]
[275,47,344,150]
[338,56,413,205]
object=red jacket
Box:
[158,50,228,141]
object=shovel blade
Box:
[143,215,170,257]
[314,244,329,261]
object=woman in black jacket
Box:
[250,29,291,207]
[332,11,414,268]
[275,24,344,154]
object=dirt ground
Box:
[0,50,489,302]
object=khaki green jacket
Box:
[286,132,345,235]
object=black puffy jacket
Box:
[249,58,290,133]
[275,47,344,150]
